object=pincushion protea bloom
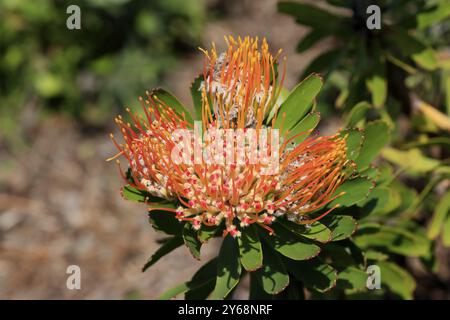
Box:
[109,36,351,237]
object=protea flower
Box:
[109,36,351,238]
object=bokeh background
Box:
[0,0,448,299]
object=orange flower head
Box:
[110,36,351,237]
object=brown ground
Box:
[0,0,327,299]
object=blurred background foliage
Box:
[0,0,205,148]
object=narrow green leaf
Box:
[159,258,217,299]
[274,74,323,133]
[264,223,321,260]
[301,49,343,79]
[286,111,320,144]
[210,237,242,299]
[238,225,263,271]
[150,88,194,124]
[185,258,218,300]
[321,215,358,241]
[443,214,450,248]
[285,258,338,293]
[427,191,450,239]
[158,282,190,300]
[190,74,203,120]
[142,236,184,272]
[345,102,370,128]
[254,244,290,294]
[296,30,327,52]
[278,2,348,34]
[355,121,390,170]
[182,223,202,260]
[185,279,215,300]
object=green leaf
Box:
[238,225,263,271]
[412,48,439,71]
[210,237,242,299]
[158,282,190,300]
[378,261,415,299]
[254,244,290,294]
[345,102,370,128]
[366,74,387,108]
[365,250,389,261]
[328,178,373,208]
[190,74,203,120]
[354,224,431,257]
[417,2,450,30]
[142,236,184,272]
[264,223,321,260]
[278,2,348,34]
[427,191,450,239]
[296,30,327,52]
[121,185,148,202]
[274,74,323,133]
[385,29,437,71]
[336,267,367,291]
[285,258,337,293]
[249,272,275,299]
[182,223,202,260]
[198,225,218,243]
[185,279,215,300]
[301,49,343,79]
[185,258,218,300]
[359,187,401,216]
[122,184,176,208]
[278,219,332,243]
[381,147,441,174]
[341,128,364,161]
[355,121,390,170]
[150,88,194,124]
[321,242,365,269]
[159,258,217,299]
[321,215,358,241]
[443,214,450,247]
[148,210,183,235]
[286,111,320,144]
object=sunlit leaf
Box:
[238,225,263,271]
[142,236,184,272]
[254,244,290,294]
[274,74,323,133]
[211,237,241,299]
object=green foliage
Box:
[0,0,205,145]
[279,0,450,300]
